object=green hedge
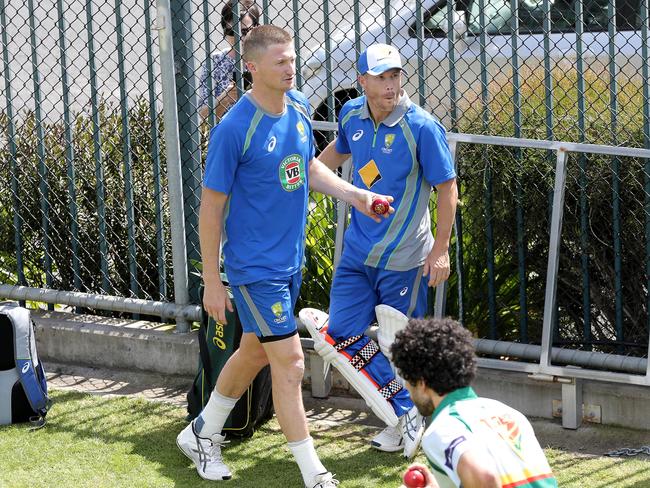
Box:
[447,69,648,351]
[0,99,170,300]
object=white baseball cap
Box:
[357,43,405,76]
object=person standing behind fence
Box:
[313,43,458,458]
[391,317,558,488]
[177,25,394,487]
[198,0,260,120]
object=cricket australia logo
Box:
[271,301,288,324]
[296,121,308,143]
[381,133,395,154]
[279,154,305,192]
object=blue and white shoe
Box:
[400,406,425,459]
[371,425,404,452]
[176,421,232,480]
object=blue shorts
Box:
[231,272,302,342]
[328,252,428,338]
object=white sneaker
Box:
[176,421,232,480]
[308,471,339,488]
[400,406,425,459]
[370,425,404,452]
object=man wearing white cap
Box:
[304,43,458,458]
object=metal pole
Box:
[447,0,458,131]
[0,284,201,322]
[576,0,592,349]
[115,0,139,302]
[170,0,202,304]
[86,0,111,294]
[293,0,303,90]
[144,0,167,301]
[608,0,623,349]
[28,0,53,310]
[510,0,528,342]
[57,0,81,292]
[415,1,426,107]
[156,0,190,332]
[642,0,650,369]
[384,0,391,44]
[0,0,25,295]
[540,150,569,368]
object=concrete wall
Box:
[33,310,650,431]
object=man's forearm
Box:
[432,178,458,252]
[199,190,226,286]
[309,157,358,203]
[317,140,350,171]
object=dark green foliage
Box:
[446,71,649,354]
[0,99,171,301]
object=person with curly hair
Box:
[391,318,558,488]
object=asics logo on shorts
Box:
[352,129,364,141]
[400,287,408,296]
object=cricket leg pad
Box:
[299,308,400,428]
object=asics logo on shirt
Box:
[400,287,408,296]
[267,136,277,152]
[352,129,364,141]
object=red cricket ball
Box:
[371,197,390,216]
[403,467,427,488]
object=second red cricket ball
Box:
[371,197,390,215]
[403,467,427,487]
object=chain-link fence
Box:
[0,0,168,306]
[0,0,648,373]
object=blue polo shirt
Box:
[335,91,455,270]
[203,90,315,285]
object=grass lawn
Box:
[1,389,649,488]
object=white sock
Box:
[288,437,327,487]
[194,390,238,437]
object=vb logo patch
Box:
[279,154,305,192]
[271,301,288,324]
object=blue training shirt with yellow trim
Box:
[203,89,315,285]
[335,91,456,271]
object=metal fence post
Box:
[171,0,202,305]
[540,149,569,368]
[156,0,190,332]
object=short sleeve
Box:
[203,121,243,195]
[422,418,477,488]
[417,119,456,187]
[335,105,351,154]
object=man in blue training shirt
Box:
[313,43,458,458]
[177,26,392,488]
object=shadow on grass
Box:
[547,448,650,488]
[43,390,410,488]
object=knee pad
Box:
[299,308,400,427]
[375,304,409,377]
